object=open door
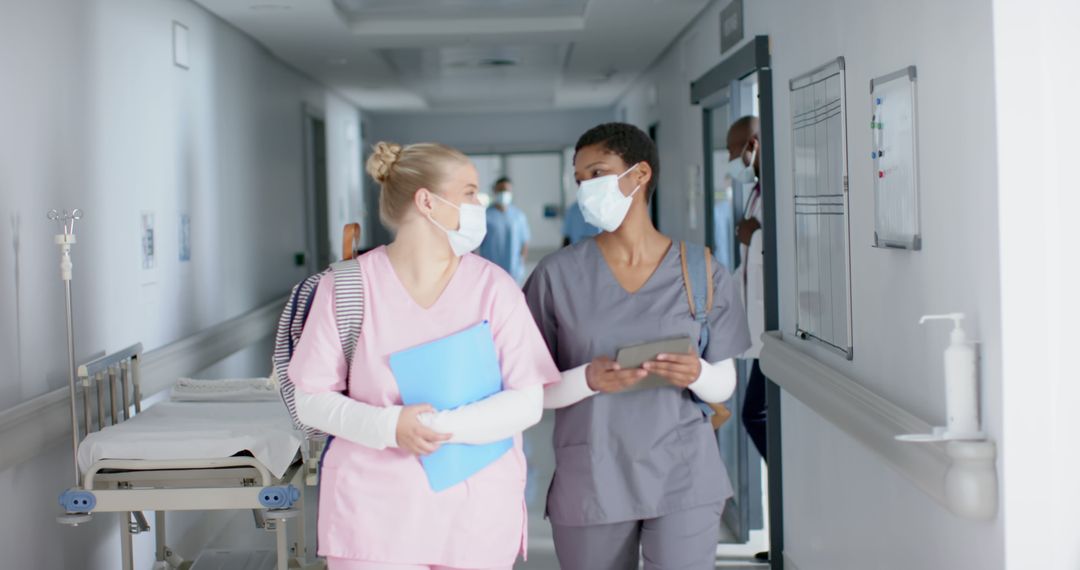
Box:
[647,123,661,229]
[692,35,783,568]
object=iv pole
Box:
[48,208,82,488]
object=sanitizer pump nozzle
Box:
[919,313,980,439]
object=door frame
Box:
[691,34,784,569]
[647,122,661,229]
[302,104,330,273]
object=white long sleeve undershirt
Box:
[293,388,403,449]
[420,384,543,445]
[292,384,545,449]
[543,358,737,410]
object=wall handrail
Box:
[760,331,997,519]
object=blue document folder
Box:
[388,321,511,492]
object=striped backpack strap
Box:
[329,258,365,377]
[272,258,363,440]
[273,270,328,439]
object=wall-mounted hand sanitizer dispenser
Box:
[897,312,983,442]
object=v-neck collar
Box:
[377,246,466,311]
[590,238,675,296]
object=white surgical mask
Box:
[494,192,513,207]
[726,147,758,184]
[576,163,641,232]
[427,193,487,256]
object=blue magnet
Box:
[871,152,877,159]
[876,97,882,105]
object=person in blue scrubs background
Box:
[562,201,601,246]
[479,176,531,283]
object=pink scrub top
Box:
[288,247,560,568]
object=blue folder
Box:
[388,321,511,492]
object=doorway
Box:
[648,123,660,229]
[692,35,783,568]
[303,109,331,272]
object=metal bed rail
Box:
[75,343,144,449]
[57,344,314,570]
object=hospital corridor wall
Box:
[0,0,363,567]
[616,0,1008,568]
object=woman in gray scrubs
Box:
[524,123,751,570]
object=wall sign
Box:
[720,0,744,54]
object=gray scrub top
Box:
[523,238,752,527]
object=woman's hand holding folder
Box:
[396,404,452,456]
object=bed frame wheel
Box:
[57,512,93,526]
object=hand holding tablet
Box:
[612,336,696,393]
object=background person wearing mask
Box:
[561,200,601,246]
[479,177,531,284]
[726,116,770,466]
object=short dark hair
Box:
[574,122,659,197]
[494,176,512,189]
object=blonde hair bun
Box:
[367,141,469,229]
[366,142,404,183]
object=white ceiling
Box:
[193,0,712,112]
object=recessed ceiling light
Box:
[249,3,292,11]
[327,57,349,66]
[479,58,517,68]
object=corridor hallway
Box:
[1,0,1077,569]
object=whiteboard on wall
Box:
[871,66,921,250]
[789,57,854,359]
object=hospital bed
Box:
[56,344,323,570]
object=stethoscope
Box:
[742,184,761,221]
[740,183,761,294]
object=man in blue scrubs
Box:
[479,177,531,283]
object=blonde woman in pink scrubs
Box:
[287,141,560,570]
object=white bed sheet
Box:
[77,400,303,478]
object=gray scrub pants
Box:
[550,503,722,570]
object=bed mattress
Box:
[77,400,303,478]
